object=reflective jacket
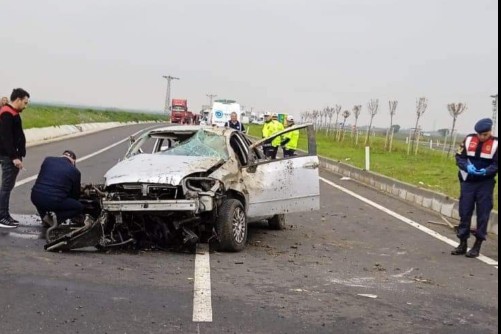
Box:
[262,121,284,147]
[456,134,498,182]
[283,129,300,150]
[0,105,26,159]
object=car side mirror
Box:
[129,136,136,147]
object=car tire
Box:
[268,214,287,230]
[216,199,247,252]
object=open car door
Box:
[243,124,320,218]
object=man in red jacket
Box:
[0,88,30,229]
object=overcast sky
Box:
[0,0,498,132]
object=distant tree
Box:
[365,99,379,146]
[340,110,351,141]
[411,97,428,155]
[352,105,362,144]
[333,105,342,136]
[447,103,468,158]
[391,124,401,134]
[326,107,335,134]
[385,100,399,151]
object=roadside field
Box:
[248,124,499,209]
[22,104,167,129]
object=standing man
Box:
[224,112,246,132]
[452,118,498,258]
[262,113,284,160]
[1,97,8,107]
[0,88,30,229]
[281,116,300,158]
[31,150,83,226]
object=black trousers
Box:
[458,179,496,241]
[31,191,84,222]
[0,156,20,218]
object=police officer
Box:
[31,150,83,226]
[262,113,284,159]
[452,118,498,258]
[281,116,300,158]
[224,112,246,132]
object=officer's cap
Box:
[474,118,493,134]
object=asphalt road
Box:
[0,124,498,334]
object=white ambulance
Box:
[210,100,242,127]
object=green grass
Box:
[22,104,167,129]
[248,125,498,210]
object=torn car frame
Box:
[45,124,321,253]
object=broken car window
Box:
[158,130,229,160]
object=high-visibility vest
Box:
[262,121,284,147]
[284,129,300,150]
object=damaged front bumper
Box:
[44,178,224,252]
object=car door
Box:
[242,124,320,218]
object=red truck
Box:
[171,99,199,124]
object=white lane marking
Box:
[320,177,499,268]
[193,244,213,323]
[15,126,155,188]
[1,232,40,240]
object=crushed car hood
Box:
[105,154,223,186]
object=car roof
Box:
[148,125,235,137]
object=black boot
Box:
[451,239,468,255]
[466,239,483,258]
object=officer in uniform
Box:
[262,113,284,159]
[31,150,83,226]
[452,118,498,258]
[281,116,300,158]
[224,112,246,132]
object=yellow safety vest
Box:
[284,129,300,150]
[262,121,284,147]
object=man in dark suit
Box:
[31,150,83,226]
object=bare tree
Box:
[352,105,362,144]
[340,110,351,142]
[411,97,428,155]
[365,99,379,146]
[385,100,399,151]
[326,107,335,135]
[312,110,320,130]
[333,105,342,138]
[447,103,468,158]
[319,109,326,131]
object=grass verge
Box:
[248,124,498,210]
[21,104,167,129]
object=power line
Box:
[206,94,217,106]
[162,75,180,114]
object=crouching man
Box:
[31,150,83,226]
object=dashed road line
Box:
[320,177,499,269]
[193,244,213,323]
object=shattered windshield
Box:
[158,130,229,160]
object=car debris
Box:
[44,125,321,253]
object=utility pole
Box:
[492,94,498,137]
[162,75,180,114]
[206,94,217,106]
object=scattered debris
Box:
[341,177,352,181]
[357,294,378,299]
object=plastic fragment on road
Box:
[357,294,378,299]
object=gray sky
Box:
[0,0,498,132]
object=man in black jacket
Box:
[0,88,30,229]
[31,150,83,226]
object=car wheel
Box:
[216,199,247,252]
[268,214,286,230]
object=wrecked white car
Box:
[45,124,320,252]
